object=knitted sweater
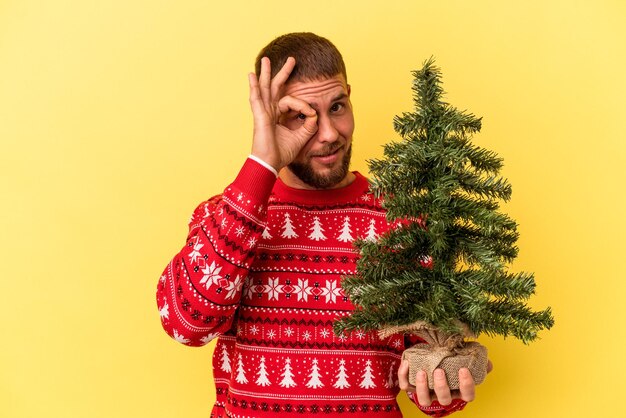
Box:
[157,158,466,417]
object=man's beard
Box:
[288,143,352,189]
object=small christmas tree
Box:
[334,58,554,389]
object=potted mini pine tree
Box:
[334,58,554,389]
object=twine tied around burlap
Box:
[379,321,488,390]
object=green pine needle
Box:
[335,58,554,343]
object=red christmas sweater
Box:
[157,158,466,417]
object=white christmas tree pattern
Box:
[220,344,231,373]
[333,359,351,389]
[262,226,273,240]
[308,216,327,241]
[281,213,298,239]
[359,360,377,389]
[365,218,378,242]
[279,357,297,388]
[305,358,324,389]
[235,353,248,384]
[255,356,271,386]
[384,363,396,388]
[337,216,354,242]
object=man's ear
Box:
[347,84,351,96]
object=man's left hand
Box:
[397,360,493,406]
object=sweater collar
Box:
[271,172,370,205]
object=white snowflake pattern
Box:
[338,333,348,342]
[188,239,204,263]
[264,277,284,301]
[220,218,228,228]
[159,274,166,284]
[293,278,311,302]
[321,280,343,303]
[173,329,190,344]
[302,330,312,341]
[250,325,260,335]
[319,328,330,339]
[267,329,277,339]
[247,236,257,248]
[159,301,169,320]
[199,261,223,290]
[360,194,372,202]
[224,275,244,300]
[284,327,294,337]
[235,226,245,237]
[392,339,402,348]
[237,192,244,202]
[200,333,219,345]
[355,330,366,340]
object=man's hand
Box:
[398,360,493,407]
[248,56,318,171]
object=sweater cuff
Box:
[410,393,467,417]
[248,154,278,176]
[231,158,278,204]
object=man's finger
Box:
[458,368,476,402]
[259,57,272,109]
[271,57,296,98]
[397,360,414,391]
[433,369,452,406]
[413,369,432,407]
[248,73,264,115]
[277,96,317,120]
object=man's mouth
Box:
[312,144,342,158]
[312,146,342,164]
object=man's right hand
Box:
[248,56,318,171]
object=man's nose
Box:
[315,115,339,143]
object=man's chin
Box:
[288,145,352,189]
[287,163,349,189]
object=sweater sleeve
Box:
[156,158,277,346]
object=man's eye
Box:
[297,113,306,120]
[331,103,344,112]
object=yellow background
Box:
[1,0,624,417]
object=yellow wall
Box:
[1,1,624,417]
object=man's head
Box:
[256,33,354,190]
[255,32,347,84]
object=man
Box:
[157,32,484,417]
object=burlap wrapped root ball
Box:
[402,341,488,389]
[381,321,489,390]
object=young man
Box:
[157,32,484,417]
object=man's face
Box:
[281,75,355,189]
